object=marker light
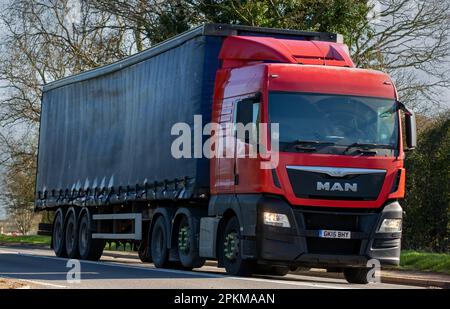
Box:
[263,212,291,228]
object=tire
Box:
[151,216,170,268]
[65,209,79,259]
[138,229,152,263]
[177,215,205,269]
[52,209,67,258]
[220,216,255,276]
[78,210,105,261]
[343,268,371,284]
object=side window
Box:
[234,97,260,144]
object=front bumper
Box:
[257,196,402,268]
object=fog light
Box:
[263,212,290,228]
[378,219,402,232]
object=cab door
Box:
[234,95,262,193]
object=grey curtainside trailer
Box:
[36,27,222,209]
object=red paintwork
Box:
[268,65,396,98]
[220,36,354,69]
[211,37,406,209]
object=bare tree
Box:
[8,205,35,235]
[0,132,37,235]
[0,0,135,227]
[0,0,134,129]
[91,0,200,51]
[353,0,450,114]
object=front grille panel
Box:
[287,168,386,201]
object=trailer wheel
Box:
[220,216,255,276]
[151,216,170,268]
[65,209,79,258]
[343,268,371,284]
[78,211,105,261]
[52,209,67,258]
[177,215,205,269]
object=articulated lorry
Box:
[36,24,417,284]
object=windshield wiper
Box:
[343,142,394,155]
[285,140,336,152]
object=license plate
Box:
[319,230,351,239]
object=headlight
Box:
[378,219,402,232]
[263,212,291,228]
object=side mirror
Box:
[398,101,417,151]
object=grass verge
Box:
[0,234,51,246]
[400,250,450,274]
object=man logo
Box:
[316,182,358,192]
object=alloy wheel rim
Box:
[178,224,190,254]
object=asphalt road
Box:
[0,245,422,289]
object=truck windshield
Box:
[268,92,399,155]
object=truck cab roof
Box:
[219,35,354,69]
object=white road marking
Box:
[0,247,350,289]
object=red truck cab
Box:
[205,35,416,281]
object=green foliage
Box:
[195,0,371,46]
[401,250,450,273]
[403,113,450,252]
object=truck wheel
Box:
[177,215,205,269]
[78,211,105,261]
[343,268,371,284]
[52,209,67,258]
[151,216,170,268]
[221,216,255,276]
[65,210,79,258]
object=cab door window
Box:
[234,97,260,145]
